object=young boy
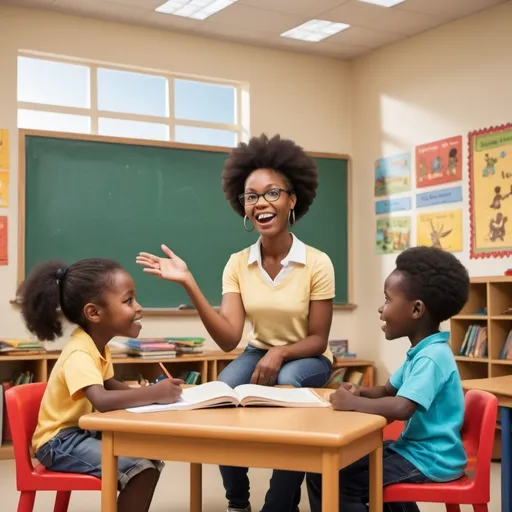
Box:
[306,246,470,512]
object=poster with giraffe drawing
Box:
[417,210,462,253]
[469,123,512,258]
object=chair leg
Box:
[472,505,488,512]
[17,491,36,512]
[54,491,71,512]
[445,505,461,512]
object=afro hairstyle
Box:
[221,134,318,221]
[395,246,469,325]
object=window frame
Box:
[17,52,249,147]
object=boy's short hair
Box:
[395,246,469,324]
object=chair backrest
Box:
[5,382,47,485]
[462,389,497,498]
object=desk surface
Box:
[79,390,386,449]
[462,375,512,397]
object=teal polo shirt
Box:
[389,331,466,482]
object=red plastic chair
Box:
[5,382,101,512]
[383,389,498,512]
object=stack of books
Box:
[459,325,488,358]
[499,329,512,360]
[125,338,177,359]
[0,338,45,355]
[166,337,205,355]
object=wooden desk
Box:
[462,376,512,512]
[79,390,386,512]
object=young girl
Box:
[18,258,183,512]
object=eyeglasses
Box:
[238,188,292,206]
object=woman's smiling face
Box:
[242,168,296,237]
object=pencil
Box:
[159,362,173,379]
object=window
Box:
[17,54,247,147]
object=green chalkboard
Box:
[23,135,349,307]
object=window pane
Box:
[18,109,91,134]
[18,57,90,108]
[175,80,236,124]
[98,68,169,117]
[99,118,169,141]
[175,125,236,147]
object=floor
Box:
[0,460,502,511]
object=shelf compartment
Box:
[489,319,512,361]
[450,318,488,357]
[456,360,489,380]
[459,282,488,316]
[489,281,512,316]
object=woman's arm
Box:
[136,245,245,352]
[182,274,246,352]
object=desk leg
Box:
[102,431,118,512]
[190,463,202,512]
[321,451,339,512]
[369,442,383,512]
[501,407,511,512]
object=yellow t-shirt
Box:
[222,237,335,361]
[32,327,114,453]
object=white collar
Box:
[248,233,306,266]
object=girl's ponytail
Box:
[17,260,67,341]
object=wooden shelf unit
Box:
[450,275,512,458]
[0,349,375,460]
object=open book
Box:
[126,381,330,413]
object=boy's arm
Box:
[331,389,416,421]
[332,355,445,421]
[358,379,398,399]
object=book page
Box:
[234,384,330,406]
[126,381,239,413]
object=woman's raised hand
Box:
[136,244,190,284]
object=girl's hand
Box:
[250,348,285,386]
[136,244,190,284]
[150,378,184,404]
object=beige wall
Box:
[0,6,355,349]
[2,3,510,375]
[351,1,512,382]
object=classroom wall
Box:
[350,0,512,382]
[0,6,354,349]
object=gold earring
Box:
[244,215,255,232]
[288,209,296,227]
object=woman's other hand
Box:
[136,244,190,284]
[250,348,285,386]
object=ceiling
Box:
[1,0,508,59]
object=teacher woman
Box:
[136,134,335,512]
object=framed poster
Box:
[469,123,512,258]
[416,136,462,187]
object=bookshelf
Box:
[0,349,375,460]
[450,275,512,458]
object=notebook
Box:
[126,381,330,413]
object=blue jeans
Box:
[35,427,164,491]
[306,441,431,512]
[218,345,332,511]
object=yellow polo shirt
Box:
[223,235,335,361]
[32,328,114,453]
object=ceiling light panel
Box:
[358,0,406,7]
[156,0,239,20]
[281,20,350,43]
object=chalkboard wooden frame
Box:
[17,129,356,315]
